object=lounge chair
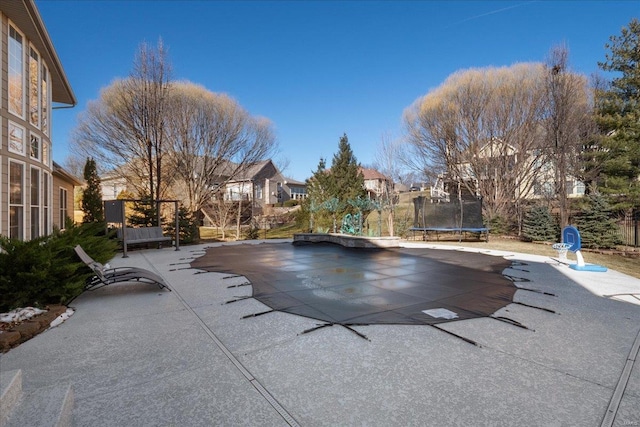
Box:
[74,245,171,291]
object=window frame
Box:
[8,22,26,119]
[42,140,50,168]
[9,160,26,240]
[43,171,51,236]
[30,166,41,239]
[29,44,41,128]
[30,133,41,161]
[41,62,50,136]
[255,182,263,201]
[8,121,26,156]
[59,187,68,230]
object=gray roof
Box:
[284,177,306,186]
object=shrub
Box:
[245,223,260,240]
[164,205,199,244]
[284,200,299,207]
[575,192,622,249]
[394,216,412,238]
[0,221,118,312]
[522,205,558,242]
[486,216,508,235]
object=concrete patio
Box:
[1,240,640,426]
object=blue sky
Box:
[38,1,638,182]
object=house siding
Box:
[52,172,74,229]
[0,2,76,239]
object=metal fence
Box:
[616,212,639,248]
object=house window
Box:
[9,122,25,155]
[30,134,41,160]
[255,183,263,201]
[59,188,68,230]
[291,186,307,200]
[8,24,24,118]
[42,141,50,167]
[575,181,586,195]
[533,180,553,197]
[31,167,40,238]
[29,47,40,127]
[9,161,25,240]
[43,172,50,235]
[566,180,574,196]
[41,63,49,135]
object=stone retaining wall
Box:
[293,233,401,248]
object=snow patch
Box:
[50,308,75,328]
[0,307,47,324]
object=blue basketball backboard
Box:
[562,226,582,253]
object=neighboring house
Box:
[0,1,76,240]
[394,182,410,193]
[285,178,307,201]
[100,172,128,201]
[223,160,307,212]
[446,138,585,201]
[99,158,307,227]
[359,167,393,200]
[528,156,586,199]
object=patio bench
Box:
[117,226,172,246]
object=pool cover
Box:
[190,242,518,326]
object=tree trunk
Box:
[236,198,242,240]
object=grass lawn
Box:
[199,224,301,241]
[424,236,640,279]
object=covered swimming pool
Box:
[190,242,525,330]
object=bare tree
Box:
[274,155,291,177]
[72,40,172,224]
[373,132,405,236]
[73,43,277,232]
[62,154,87,180]
[544,45,597,229]
[164,82,277,224]
[404,63,550,228]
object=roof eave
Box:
[4,0,76,106]
[53,161,82,186]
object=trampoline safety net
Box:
[413,196,484,229]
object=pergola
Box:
[103,199,180,258]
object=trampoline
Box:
[190,242,530,336]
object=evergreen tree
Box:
[575,192,621,249]
[303,134,366,232]
[164,204,199,244]
[81,158,104,223]
[522,205,558,242]
[127,196,160,227]
[594,18,640,207]
[306,157,330,207]
[328,133,366,205]
[304,158,332,232]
